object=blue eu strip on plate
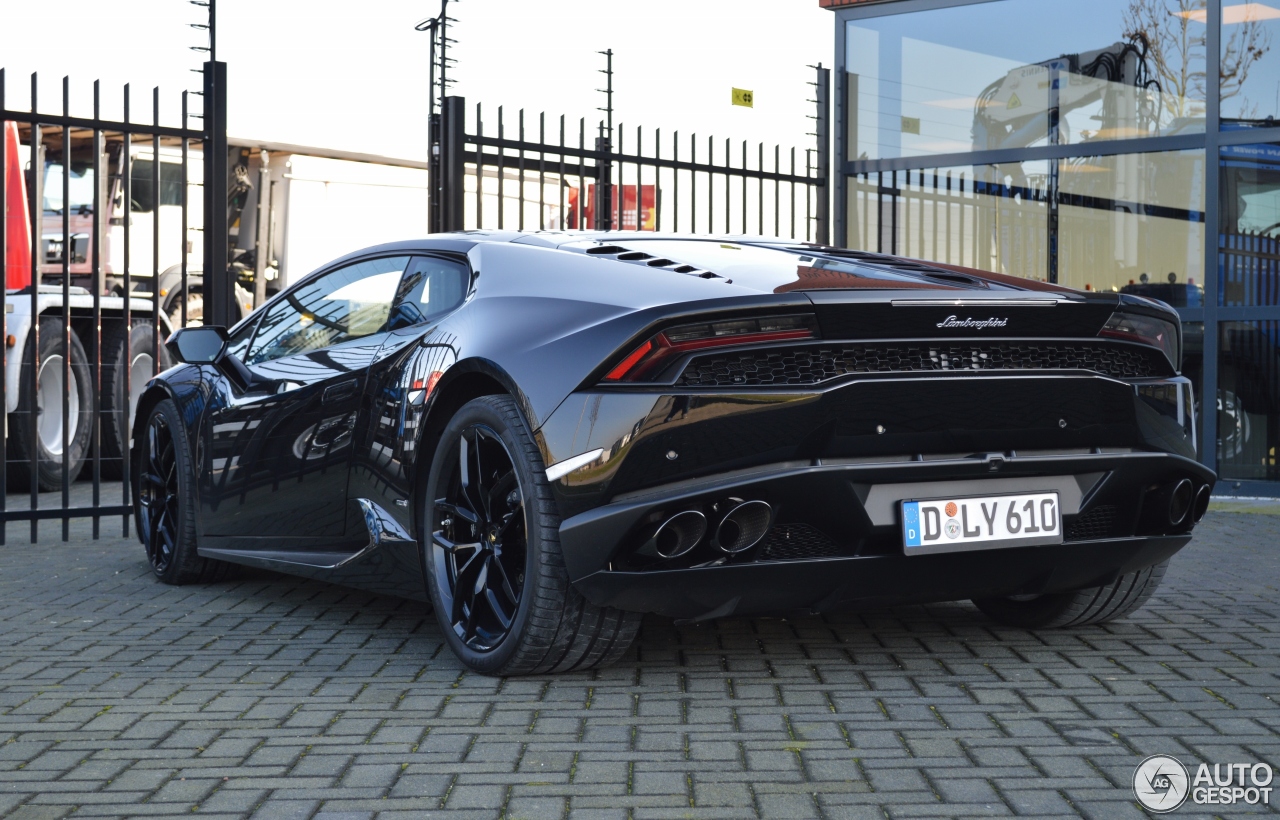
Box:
[903,501,922,547]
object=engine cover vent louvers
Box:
[585,244,729,281]
[677,340,1174,386]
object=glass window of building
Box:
[838,0,1280,492]
[1219,2,1280,127]
[1221,143,1280,305]
[845,0,1207,162]
[845,150,1205,297]
[1218,321,1280,481]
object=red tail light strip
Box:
[604,325,816,382]
[604,340,655,381]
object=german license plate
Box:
[902,492,1062,555]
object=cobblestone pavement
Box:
[0,512,1278,819]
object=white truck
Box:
[3,120,216,490]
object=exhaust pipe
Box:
[1168,478,1194,526]
[1191,483,1211,524]
[715,500,773,554]
[652,510,708,559]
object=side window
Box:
[386,256,470,331]
[246,256,409,364]
[128,159,184,213]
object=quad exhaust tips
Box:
[653,511,708,559]
[715,500,773,554]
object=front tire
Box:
[423,395,640,676]
[136,398,234,584]
[973,560,1169,628]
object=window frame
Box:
[242,253,415,365]
[385,253,476,331]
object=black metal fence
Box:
[0,67,219,541]
[436,67,831,242]
[0,57,826,543]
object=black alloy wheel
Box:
[423,395,641,676]
[139,411,180,575]
[134,398,234,585]
[431,423,527,652]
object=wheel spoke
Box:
[148,423,165,478]
[149,507,167,566]
[462,593,481,641]
[487,554,520,607]
[435,498,478,525]
[487,468,517,514]
[471,432,492,520]
[482,586,513,630]
[432,530,480,553]
[458,433,477,513]
[451,548,485,625]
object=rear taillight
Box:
[1099,311,1180,369]
[603,314,817,382]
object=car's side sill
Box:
[197,498,416,573]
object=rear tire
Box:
[6,317,92,492]
[973,560,1169,628]
[135,398,234,584]
[101,321,172,478]
[423,395,640,676]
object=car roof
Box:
[316,231,1081,296]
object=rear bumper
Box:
[572,535,1189,620]
[559,450,1213,619]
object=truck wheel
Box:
[973,560,1168,628]
[166,289,203,328]
[6,317,93,492]
[423,395,641,676]
[136,398,234,584]
[100,321,172,479]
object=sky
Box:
[0,0,835,161]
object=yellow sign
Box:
[901,116,921,135]
[732,88,754,108]
[1007,93,1023,110]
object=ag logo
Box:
[1134,754,1190,813]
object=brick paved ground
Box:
[0,511,1277,819]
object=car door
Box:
[199,255,412,543]
[347,255,472,518]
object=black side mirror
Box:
[166,325,257,392]
[167,325,227,364]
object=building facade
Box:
[825,0,1280,496]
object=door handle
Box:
[322,378,359,404]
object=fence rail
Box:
[1,68,213,542]
[438,67,831,242]
[1222,232,1280,307]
